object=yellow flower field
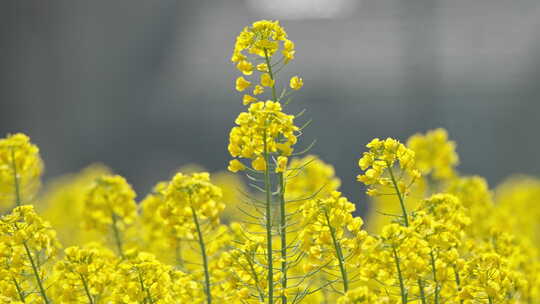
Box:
[1,20,539,304]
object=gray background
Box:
[1,0,539,213]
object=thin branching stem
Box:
[23,242,50,304]
[454,265,464,304]
[278,173,288,304]
[10,147,22,207]
[175,238,185,268]
[262,131,274,304]
[265,49,278,103]
[137,271,153,304]
[12,276,25,302]
[263,48,276,304]
[245,252,266,302]
[190,197,212,304]
[110,212,124,259]
[386,163,409,227]
[80,273,95,304]
[418,279,426,304]
[430,250,440,304]
[323,209,348,293]
[392,245,407,304]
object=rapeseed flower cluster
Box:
[407,128,459,181]
[82,175,137,257]
[357,138,419,208]
[0,20,539,304]
[0,133,43,209]
[228,101,299,172]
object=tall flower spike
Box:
[51,243,117,303]
[82,175,137,258]
[162,172,223,304]
[39,164,111,246]
[139,181,181,264]
[299,191,370,294]
[229,20,304,304]
[0,205,61,303]
[232,20,288,62]
[0,133,43,209]
[357,138,420,226]
[231,20,300,106]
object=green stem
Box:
[453,265,464,304]
[418,279,426,304]
[387,163,409,227]
[262,131,274,304]
[263,49,278,102]
[137,271,152,304]
[488,297,494,304]
[145,283,154,303]
[430,250,440,304]
[80,273,95,304]
[262,47,283,304]
[245,252,266,302]
[175,238,184,268]
[110,212,124,259]
[190,202,212,304]
[277,173,288,303]
[23,242,50,304]
[10,147,22,206]
[323,209,349,293]
[12,276,26,302]
[392,246,407,304]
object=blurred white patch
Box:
[246,0,359,20]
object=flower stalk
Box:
[262,131,274,304]
[191,201,212,304]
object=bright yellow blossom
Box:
[253,84,264,95]
[236,60,254,75]
[242,94,257,105]
[0,133,43,209]
[260,73,274,87]
[256,63,269,72]
[251,156,266,171]
[82,174,137,256]
[275,156,288,173]
[407,128,459,180]
[228,159,246,173]
[0,205,60,303]
[228,101,299,171]
[232,20,288,60]
[83,175,137,233]
[52,243,117,302]
[0,18,536,304]
[235,76,251,92]
[162,172,223,237]
[289,76,303,90]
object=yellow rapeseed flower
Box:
[228,101,298,171]
[407,128,459,180]
[0,133,43,209]
[227,159,246,173]
[260,73,274,87]
[289,76,303,90]
[235,76,251,92]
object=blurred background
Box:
[1,0,539,212]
